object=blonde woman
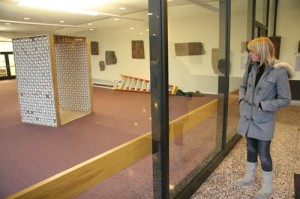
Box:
[235,37,294,199]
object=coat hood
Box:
[273,60,295,79]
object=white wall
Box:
[168,4,220,93]
[77,2,251,94]
[276,0,300,80]
[78,4,224,93]
[77,14,150,86]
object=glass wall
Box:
[167,1,224,197]
[72,2,156,198]
[1,0,270,198]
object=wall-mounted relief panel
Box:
[175,42,204,56]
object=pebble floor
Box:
[191,103,300,199]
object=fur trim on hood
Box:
[273,60,295,79]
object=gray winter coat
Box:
[237,60,294,141]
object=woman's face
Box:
[248,51,260,62]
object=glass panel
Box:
[256,0,268,26]
[268,0,276,36]
[2,1,153,198]
[167,1,222,196]
[8,54,16,76]
[227,0,249,142]
[73,1,154,198]
[0,54,7,77]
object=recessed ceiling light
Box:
[24,17,30,20]
[5,23,11,25]
[130,27,134,30]
[114,18,119,21]
[140,32,144,35]
[119,7,126,10]
[88,23,93,25]
[147,13,153,16]
[59,20,64,23]
[89,28,94,31]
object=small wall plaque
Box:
[132,40,145,59]
[99,61,105,71]
[91,41,99,55]
[105,51,117,65]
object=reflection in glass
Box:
[167,1,222,197]
[73,2,155,198]
[256,0,268,26]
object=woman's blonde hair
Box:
[247,37,276,65]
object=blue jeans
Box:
[246,137,272,172]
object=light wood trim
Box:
[85,38,94,113]
[169,99,217,140]
[7,133,152,199]
[48,34,61,127]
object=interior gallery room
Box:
[0,0,300,198]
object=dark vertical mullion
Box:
[221,0,231,149]
[5,54,11,77]
[148,0,169,198]
[273,0,278,36]
[217,0,230,149]
[266,0,270,35]
[252,0,256,39]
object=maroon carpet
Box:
[0,80,220,198]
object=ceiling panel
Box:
[0,0,219,41]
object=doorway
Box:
[0,52,16,80]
